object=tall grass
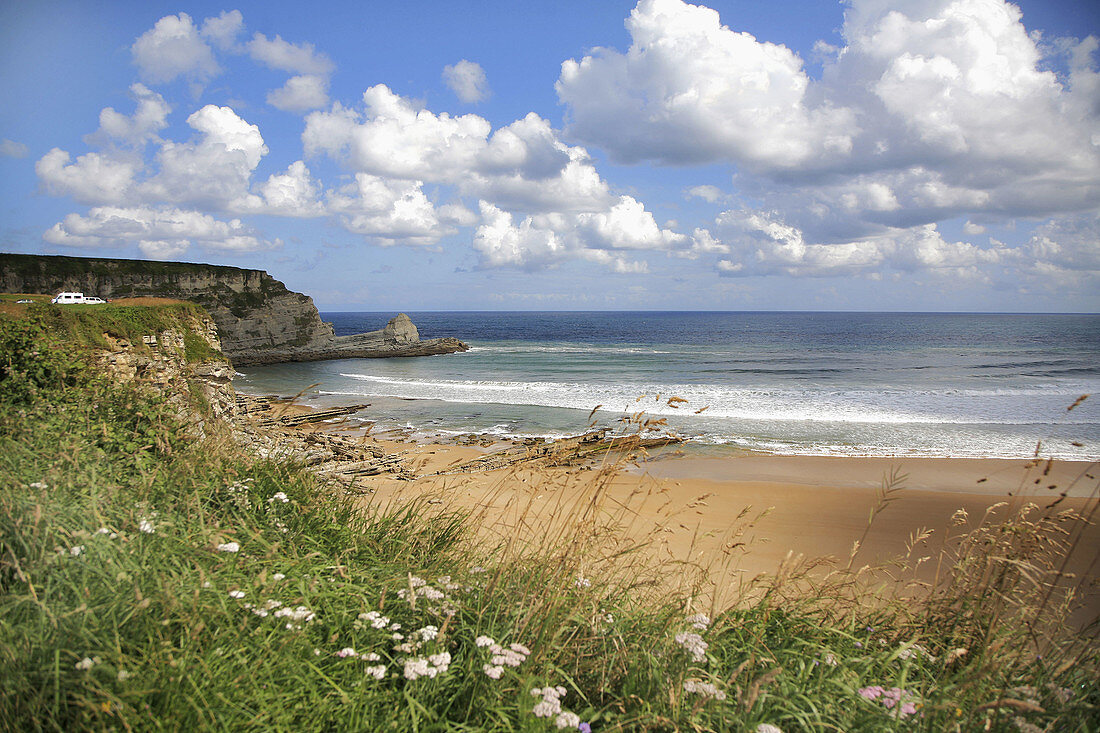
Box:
[1,312,1097,731]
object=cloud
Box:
[1,139,29,158]
[140,105,267,211]
[85,83,170,148]
[443,60,490,103]
[701,208,1029,279]
[472,197,680,271]
[42,205,279,258]
[686,185,725,203]
[303,86,609,212]
[36,149,137,204]
[248,33,334,75]
[251,161,325,217]
[558,0,1100,251]
[556,0,854,169]
[131,13,220,84]
[327,173,460,246]
[267,74,329,112]
[200,10,244,51]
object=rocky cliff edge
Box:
[0,254,468,366]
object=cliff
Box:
[0,253,468,365]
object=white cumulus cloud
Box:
[131,13,220,84]
[248,33,334,75]
[443,60,490,103]
[267,75,329,112]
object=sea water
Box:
[233,312,1100,460]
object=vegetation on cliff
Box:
[0,305,1097,730]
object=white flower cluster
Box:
[95,527,118,539]
[228,590,246,599]
[138,517,155,534]
[243,598,284,618]
[396,575,457,616]
[756,725,784,733]
[675,631,708,662]
[75,656,100,671]
[69,545,85,557]
[358,610,391,628]
[477,635,531,678]
[29,481,49,490]
[683,678,727,701]
[268,491,289,504]
[531,686,568,718]
[216,542,239,553]
[366,664,387,679]
[686,613,710,630]
[403,651,451,680]
[274,605,316,629]
[530,686,582,728]
[224,480,253,510]
[272,572,286,582]
[574,575,591,588]
[418,625,439,642]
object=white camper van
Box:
[50,292,105,305]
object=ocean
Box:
[233,311,1100,460]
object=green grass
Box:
[1,313,1097,731]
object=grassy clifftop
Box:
[0,309,1097,730]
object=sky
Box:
[1,0,1098,312]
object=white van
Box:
[50,292,105,305]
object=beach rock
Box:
[383,313,419,344]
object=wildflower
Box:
[336,647,357,658]
[403,657,434,680]
[530,686,567,718]
[417,625,439,642]
[358,610,390,629]
[483,664,504,679]
[428,652,451,671]
[268,492,289,504]
[361,652,381,662]
[579,724,592,733]
[95,527,117,538]
[683,678,727,701]
[75,656,98,671]
[29,481,48,490]
[202,581,212,588]
[555,711,580,729]
[686,613,710,630]
[69,545,85,557]
[261,599,283,610]
[216,542,240,553]
[228,590,246,599]
[272,573,286,581]
[822,653,838,666]
[475,635,496,647]
[138,518,155,534]
[116,669,131,682]
[366,665,387,679]
[674,631,708,662]
[858,686,920,719]
[574,575,591,588]
[756,725,784,733]
[274,605,316,629]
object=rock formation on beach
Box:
[0,253,468,365]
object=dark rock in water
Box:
[0,253,469,365]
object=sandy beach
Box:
[348,431,1099,617]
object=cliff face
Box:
[0,253,468,365]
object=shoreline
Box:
[230,391,1100,624]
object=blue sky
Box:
[1,0,1098,312]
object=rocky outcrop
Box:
[93,308,236,440]
[0,253,468,365]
